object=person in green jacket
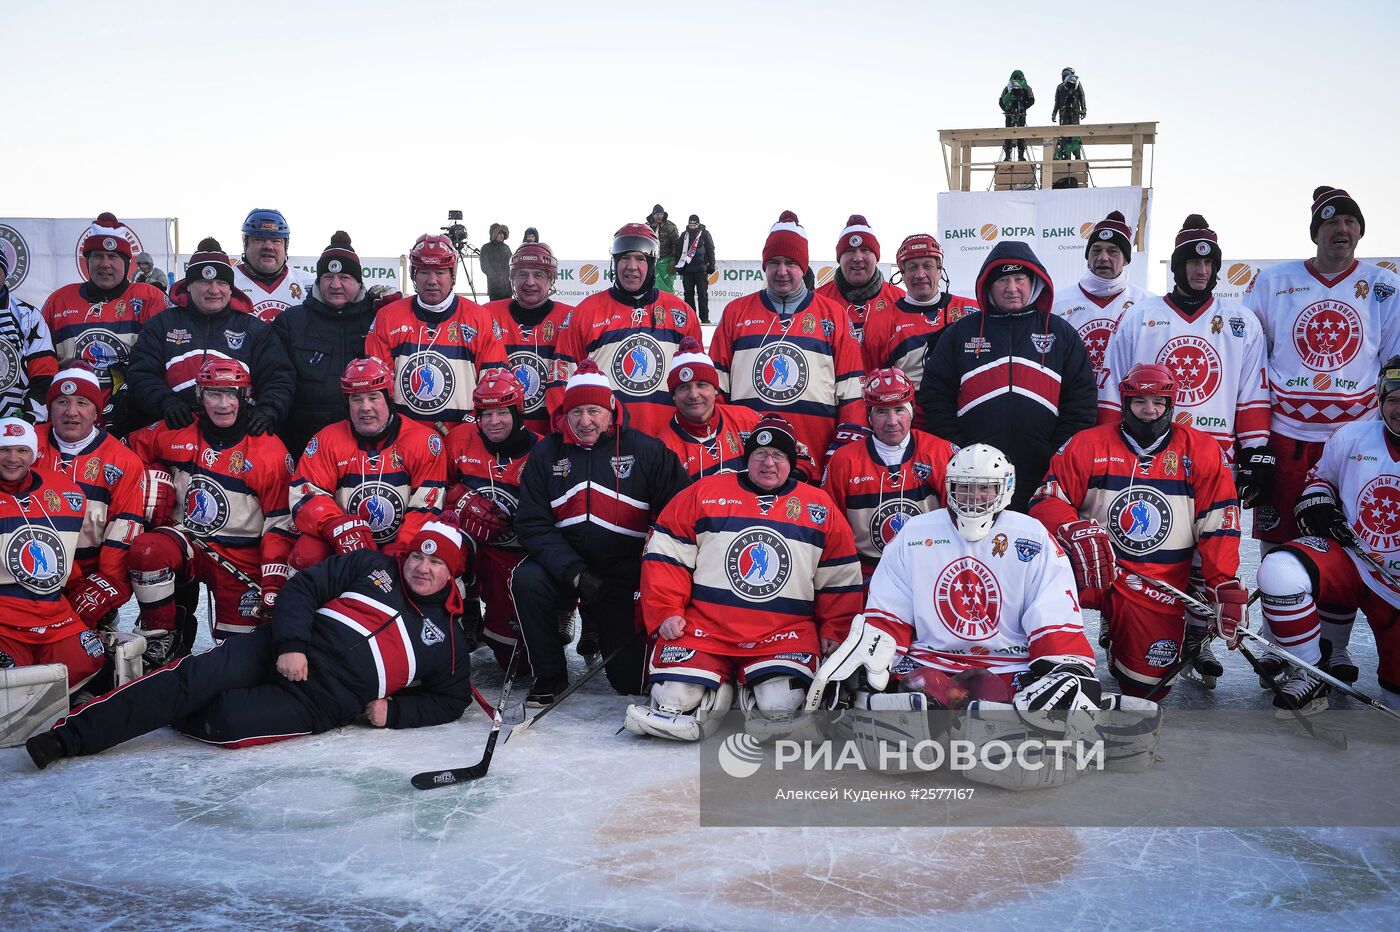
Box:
[999,69,1035,161]
[649,205,680,295]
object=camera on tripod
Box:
[441,209,469,252]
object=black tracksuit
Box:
[272,288,378,455]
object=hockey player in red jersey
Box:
[289,358,446,569]
[553,223,702,436]
[658,336,761,480]
[823,368,955,586]
[861,234,978,430]
[126,359,295,665]
[480,242,572,435]
[709,212,866,474]
[445,369,540,672]
[40,213,166,428]
[1029,363,1245,697]
[626,415,863,741]
[231,208,315,322]
[35,366,146,630]
[0,418,104,693]
[366,234,506,435]
[815,215,905,344]
[1254,358,1400,714]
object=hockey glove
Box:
[1013,658,1102,735]
[455,488,512,544]
[323,515,376,554]
[135,627,180,671]
[1295,490,1357,546]
[245,407,279,436]
[161,396,196,429]
[1207,578,1248,650]
[260,563,293,614]
[575,571,606,605]
[143,468,177,527]
[67,574,125,627]
[815,614,898,693]
[1054,519,1116,609]
[1236,445,1276,508]
[824,423,868,463]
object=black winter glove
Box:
[1295,490,1356,546]
[1237,445,1276,508]
[575,571,606,605]
[161,396,196,429]
[246,407,279,435]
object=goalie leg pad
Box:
[1096,694,1164,772]
[624,680,733,742]
[0,664,69,748]
[848,690,943,772]
[101,631,149,688]
[952,701,1094,791]
[741,676,824,743]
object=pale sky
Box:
[8,0,1399,281]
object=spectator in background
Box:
[1052,67,1087,126]
[480,224,513,302]
[649,205,680,295]
[999,69,1034,161]
[522,227,540,244]
[675,215,716,324]
[133,252,168,293]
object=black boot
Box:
[526,673,568,708]
[26,731,67,770]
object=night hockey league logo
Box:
[350,483,406,543]
[73,329,128,380]
[508,351,549,412]
[1075,318,1117,388]
[0,340,19,392]
[1292,299,1363,370]
[725,528,793,601]
[871,498,921,552]
[611,334,666,397]
[1355,475,1400,553]
[182,477,229,535]
[0,225,29,290]
[1107,486,1173,556]
[1157,335,1222,406]
[399,350,456,414]
[933,556,1001,641]
[5,525,67,595]
[752,344,809,404]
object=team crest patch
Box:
[304,437,319,457]
[63,492,84,513]
[509,351,549,412]
[1376,282,1396,304]
[1107,487,1172,555]
[80,629,104,658]
[552,459,571,477]
[183,477,229,534]
[933,556,1001,641]
[965,336,992,356]
[351,483,407,542]
[491,319,503,340]
[1230,316,1247,338]
[370,569,394,592]
[1030,332,1056,354]
[427,433,443,455]
[1145,638,1178,668]
[807,502,828,525]
[1014,538,1041,562]
[0,342,20,393]
[611,334,666,397]
[870,499,918,551]
[1292,299,1363,370]
[225,330,246,350]
[725,528,793,601]
[1355,474,1400,551]
[610,455,635,479]
[0,223,31,290]
[168,328,191,345]
[399,350,457,414]
[659,644,696,664]
[673,308,687,329]
[284,454,294,474]
[913,461,932,481]
[462,325,478,343]
[752,344,809,404]
[6,525,67,594]
[1158,335,1222,405]
[238,589,262,617]
[103,464,124,484]
[821,319,835,338]
[74,329,127,376]
[420,619,445,645]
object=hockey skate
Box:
[1320,640,1359,685]
[1180,628,1220,689]
[1255,652,1285,690]
[1273,666,1330,718]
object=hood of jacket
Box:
[168,279,256,316]
[975,240,1054,314]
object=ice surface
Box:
[4,530,1400,929]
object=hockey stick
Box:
[1142,591,1261,702]
[188,534,261,593]
[470,684,494,716]
[506,631,641,742]
[411,644,522,789]
[1340,538,1400,591]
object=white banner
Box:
[0,217,175,306]
[174,255,404,293]
[1159,257,1400,304]
[935,187,1152,299]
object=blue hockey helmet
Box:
[241,208,290,240]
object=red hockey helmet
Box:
[196,358,252,394]
[611,223,659,259]
[473,368,526,411]
[896,233,943,268]
[410,234,457,272]
[341,357,394,400]
[509,242,559,279]
[1118,363,1177,403]
[863,368,915,408]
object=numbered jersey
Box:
[1245,259,1400,442]
[1100,294,1270,459]
[40,281,165,390]
[0,470,86,644]
[1303,420,1400,609]
[864,508,1093,677]
[444,422,538,552]
[1052,281,1154,400]
[480,298,572,435]
[231,261,315,323]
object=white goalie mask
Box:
[944,443,1015,542]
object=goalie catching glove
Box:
[809,614,898,707]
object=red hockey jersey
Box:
[708,290,865,473]
[365,296,507,435]
[480,298,573,436]
[658,402,761,481]
[290,417,446,551]
[0,469,87,644]
[553,289,702,437]
[40,281,166,390]
[444,422,539,552]
[641,472,863,654]
[861,294,978,430]
[815,278,906,344]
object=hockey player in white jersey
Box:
[1245,186,1400,682]
[231,208,315,322]
[1255,358,1400,713]
[1052,210,1153,400]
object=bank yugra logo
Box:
[1079,222,1094,239]
[1226,263,1254,287]
[717,732,765,778]
[979,224,998,241]
[578,263,601,286]
[815,265,836,288]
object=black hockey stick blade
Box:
[412,644,522,790]
[1238,641,1347,751]
[507,631,642,742]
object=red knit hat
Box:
[667,336,719,392]
[409,516,467,576]
[561,359,615,413]
[836,214,880,261]
[762,211,809,273]
[46,365,108,416]
[1085,210,1133,263]
[896,233,943,268]
[81,213,134,261]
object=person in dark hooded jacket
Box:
[919,240,1095,512]
[999,69,1035,161]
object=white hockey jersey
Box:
[231,262,316,323]
[1244,259,1400,443]
[863,508,1093,677]
[1100,294,1271,459]
[1303,419,1400,609]
[1052,281,1153,399]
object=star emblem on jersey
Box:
[752,345,809,404]
[610,334,666,397]
[1355,475,1400,552]
[1158,335,1222,406]
[1292,299,1363,370]
[399,350,457,414]
[725,528,792,601]
[6,525,66,595]
[871,499,919,551]
[1107,487,1172,555]
[508,352,549,412]
[1075,319,1117,386]
[350,483,406,543]
[933,557,1001,641]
